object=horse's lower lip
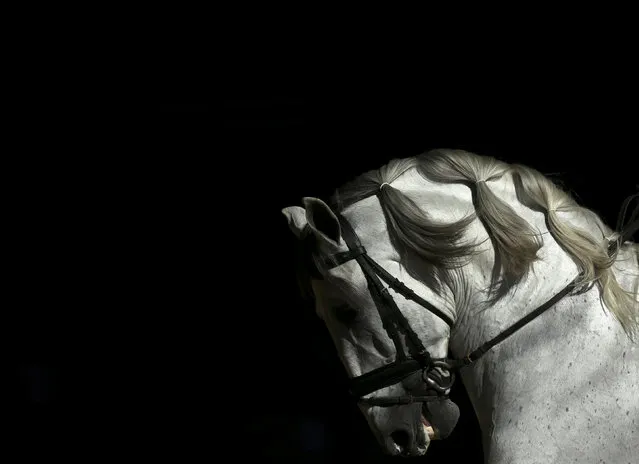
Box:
[421,404,439,440]
[421,415,436,440]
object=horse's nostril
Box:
[390,429,410,450]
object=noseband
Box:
[313,191,638,409]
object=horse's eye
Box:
[334,304,358,325]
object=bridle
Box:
[326,213,456,406]
[305,191,638,409]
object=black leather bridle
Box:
[304,192,638,408]
[326,213,456,406]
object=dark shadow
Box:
[158,104,208,112]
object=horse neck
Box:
[431,179,639,460]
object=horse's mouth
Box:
[421,411,437,440]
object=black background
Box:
[6,102,209,459]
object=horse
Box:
[281,149,639,462]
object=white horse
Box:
[282,149,639,462]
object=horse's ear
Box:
[302,197,341,245]
[281,206,308,239]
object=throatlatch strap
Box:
[454,191,638,369]
[450,277,579,369]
